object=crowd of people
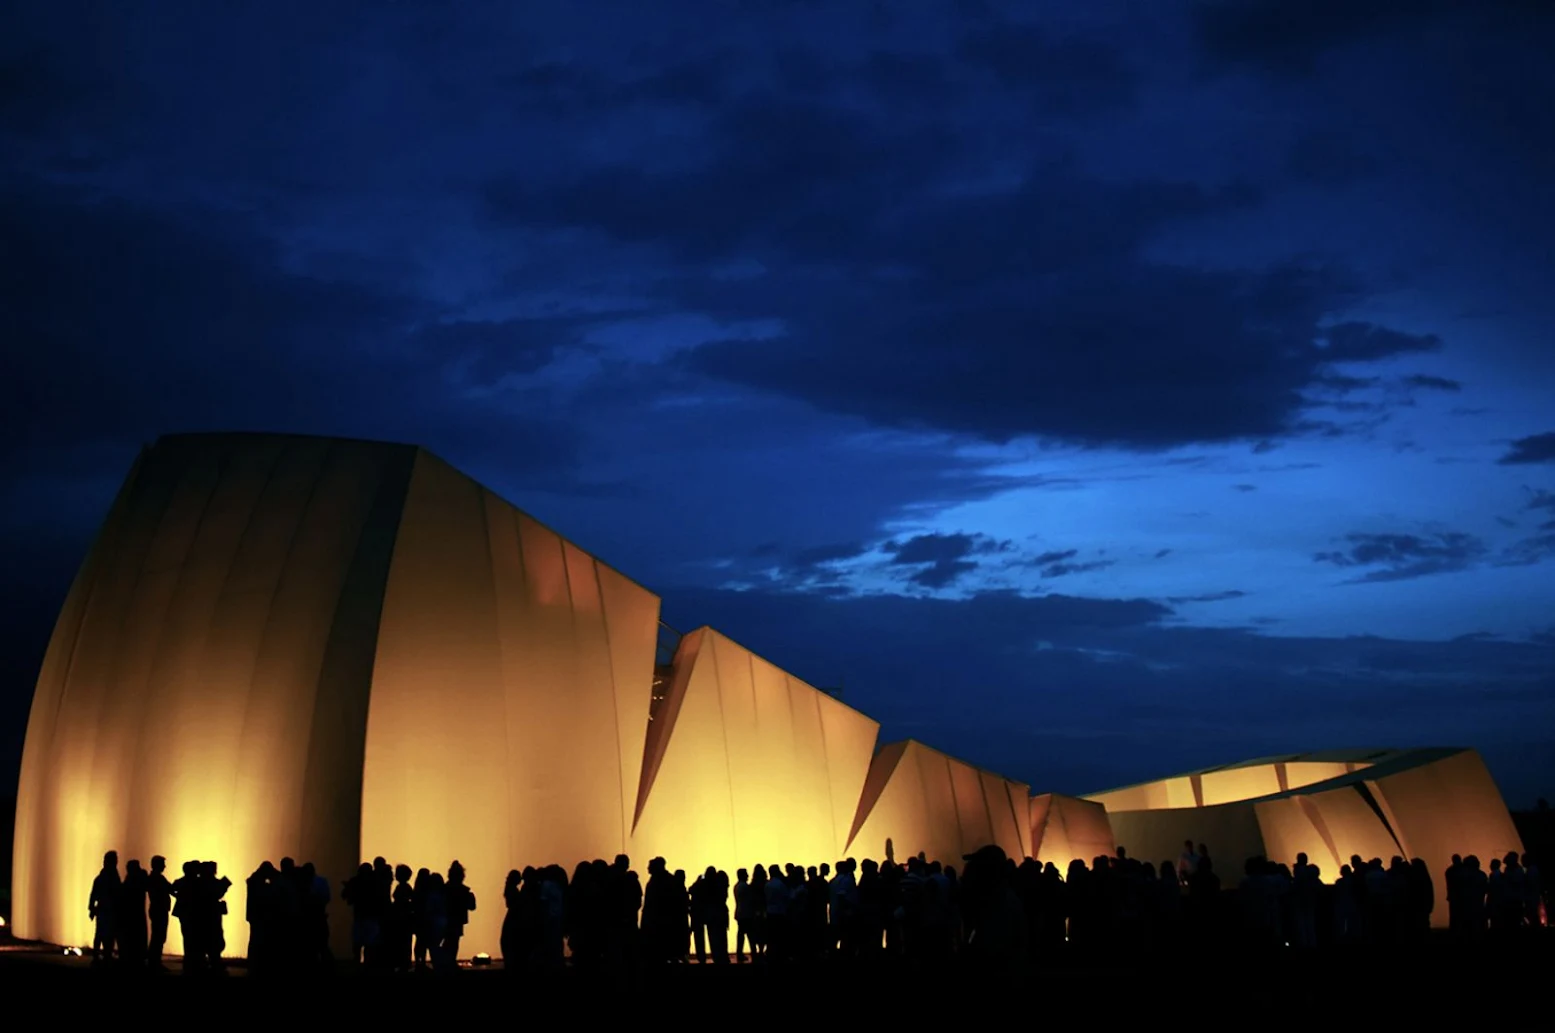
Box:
[77,841,1548,974]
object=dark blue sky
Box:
[3,0,1553,805]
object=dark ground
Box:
[3,934,1551,1018]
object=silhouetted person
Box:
[1291,852,1319,948]
[147,856,172,970]
[391,864,415,971]
[412,867,432,969]
[675,869,691,961]
[734,869,754,962]
[117,860,149,968]
[1461,855,1489,937]
[171,861,203,972]
[538,865,567,969]
[764,864,790,961]
[89,850,120,964]
[344,862,382,964]
[641,857,675,963]
[246,861,277,973]
[960,845,1027,965]
[612,854,642,964]
[691,866,730,963]
[1446,855,1463,935]
[303,862,333,967]
[422,873,452,973]
[203,860,231,970]
[445,861,476,964]
[501,869,522,969]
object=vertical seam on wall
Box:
[594,559,627,856]
[711,638,739,862]
[747,652,758,719]
[979,775,998,852]
[237,440,331,858]
[112,441,225,865]
[477,490,516,872]
[909,746,929,859]
[1004,783,1026,858]
[942,754,963,857]
[141,444,225,842]
[203,442,284,863]
[813,692,837,856]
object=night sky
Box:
[3,1,1553,807]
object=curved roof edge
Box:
[1082,746,1411,801]
[1095,747,1473,814]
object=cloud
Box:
[1499,432,1555,465]
[1498,533,1555,568]
[1032,549,1078,565]
[486,66,1446,454]
[910,560,979,589]
[1403,374,1463,392]
[793,541,870,566]
[1314,531,1490,583]
[0,181,596,481]
[1168,590,1249,603]
[1318,322,1441,363]
[884,531,1012,589]
[1040,559,1115,579]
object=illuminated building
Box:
[10,433,1528,955]
[9,432,1041,958]
[1085,748,1526,926]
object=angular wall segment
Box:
[846,741,1030,866]
[629,628,880,886]
[1029,794,1115,873]
[359,452,660,959]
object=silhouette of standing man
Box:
[89,851,120,964]
[147,856,173,970]
[444,861,476,964]
[118,860,149,968]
